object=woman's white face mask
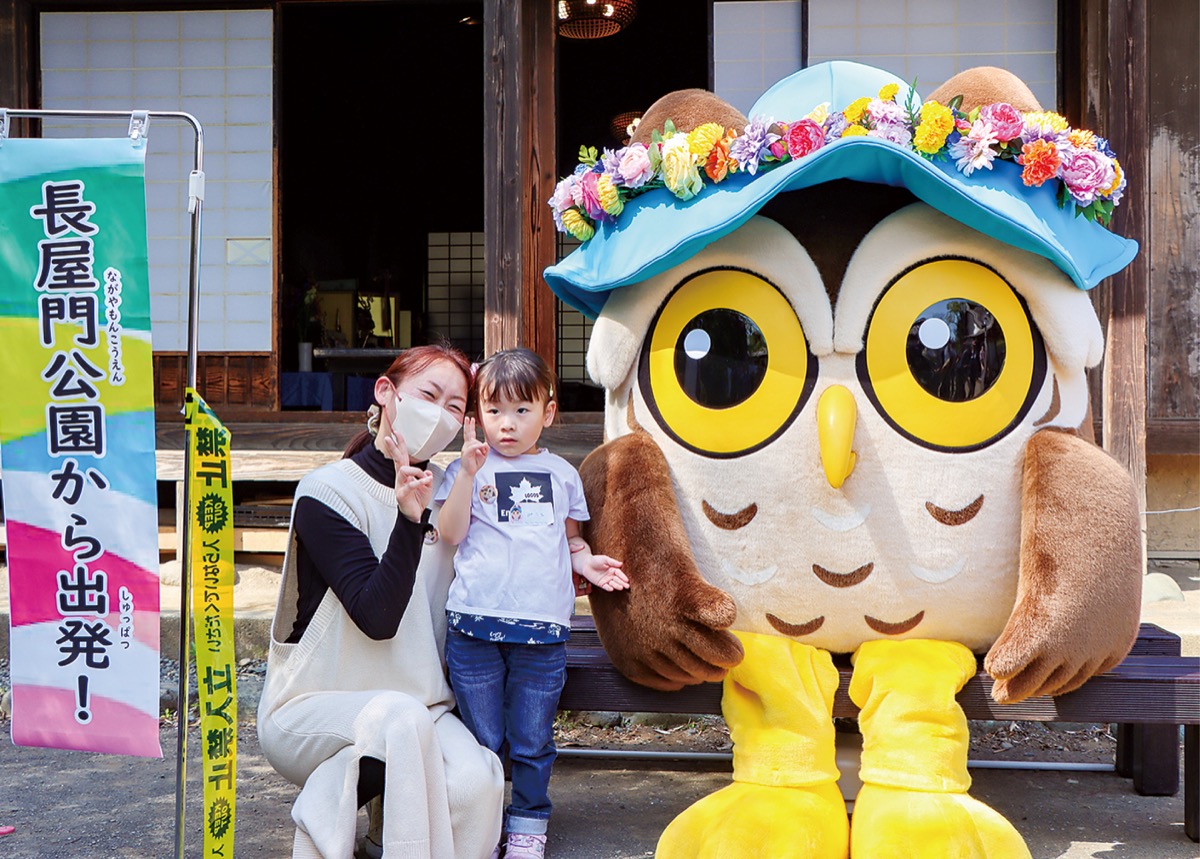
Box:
[390,395,462,461]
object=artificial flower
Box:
[548,176,577,230]
[1060,147,1115,205]
[1104,158,1127,205]
[1018,138,1063,187]
[596,173,624,217]
[660,135,704,200]
[785,118,826,159]
[729,116,779,175]
[913,101,954,154]
[949,119,1000,176]
[844,96,871,124]
[979,103,1023,142]
[823,111,849,142]
[578,171,607,220]
[618,143,655,189]
[705,132,737,182]
[806,101,830,124]
[1022,111,1070,146]
[869,122,913,147]
[687,122,725,164]
[868,98,906,127]
[768,125,790,160]
[1068,128,1098,150]
[569,163,589,207]
[600,147,623,181]
[560,207,594,242]
[550,88,1127,239]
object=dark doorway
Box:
[278,1,485,384]
[555,1,711,171]
[552,0,710,411]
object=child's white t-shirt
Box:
[434,447,590,629]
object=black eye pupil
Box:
[673,309,768,408]
[906,299,1005,402]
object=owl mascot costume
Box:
[544,62,1143,858]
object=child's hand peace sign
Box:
[460,416,489,477]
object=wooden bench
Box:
[560,617,1200,842]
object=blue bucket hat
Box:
[543,61,1138,318]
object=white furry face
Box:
[589,203,1102,653]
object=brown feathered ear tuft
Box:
[630,89,749,146]
[926,66,1042,113]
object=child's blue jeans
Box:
[445,628,567,835]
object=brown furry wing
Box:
[579,432,744,691]
[984,428,1143,703]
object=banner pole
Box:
[176,114,206,859]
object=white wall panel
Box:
[41,10,275,352]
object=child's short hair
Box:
[474,348,556,408]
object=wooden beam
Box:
[484,0,558,369]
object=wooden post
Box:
[484,0,559,370]
[0,0,35,135]
[1146,2,1200,447]
[1098,0,1149,561]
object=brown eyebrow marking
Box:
[812,562,874,588]
[1033,377,1061,427]
[864,611,925,635]
[626,397,641,432]
[925,495,984,526]
[766,613,825,637]
[702,500,758,530]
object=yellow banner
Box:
[185,388,237,857]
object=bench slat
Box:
[563,619,1199,726]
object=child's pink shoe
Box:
[505,832,547,858]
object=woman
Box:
[258,343,505,859]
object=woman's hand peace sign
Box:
[382,431,434,523]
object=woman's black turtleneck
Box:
[285,444,428,643]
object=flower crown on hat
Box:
[549,81,1126,242]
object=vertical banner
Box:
[186,389,237,857]
[0,137,161,757]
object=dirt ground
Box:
[1,707,1194,859]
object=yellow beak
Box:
[817,385,857,489]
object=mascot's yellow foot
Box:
[657,780,850,859]
[849,640,1032,859]
[850,784,1031,859]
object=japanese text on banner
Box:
[187,389,237,858]
[0,137,161,758]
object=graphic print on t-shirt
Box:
[496,471,555,526]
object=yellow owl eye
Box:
[858,258,1046,451]
[639,268,815,457]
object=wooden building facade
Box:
[0,0,1196,548]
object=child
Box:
[435,348,629,859]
